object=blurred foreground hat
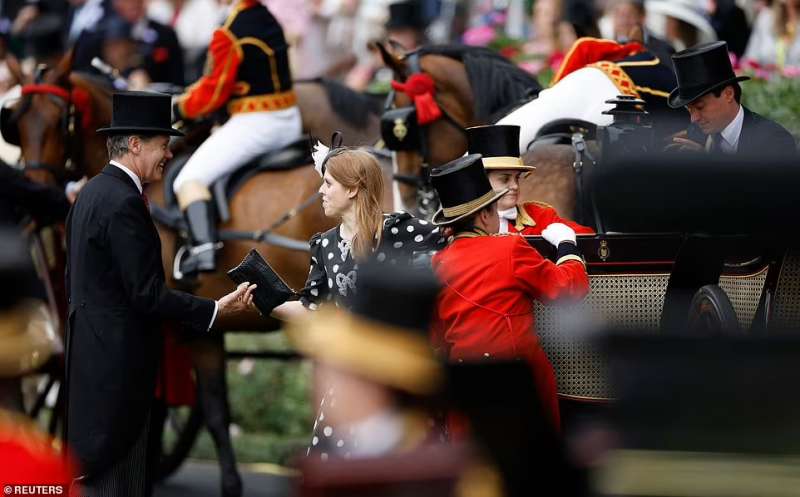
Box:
[0,230,59,377]
[287,262,443,396]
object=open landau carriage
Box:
[525,102,800,405]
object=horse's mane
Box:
[297,78,382,130]
[419,44,542,123]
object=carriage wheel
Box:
[24,358,65,439]
[687,284,742,335]
[155,401,204,481]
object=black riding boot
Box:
[181,200,218,274]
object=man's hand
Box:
[217,282,257,319]
[665,130,705,152]
[541,223,576,247]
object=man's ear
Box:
[128,135,141,153]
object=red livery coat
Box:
[508,201,595,236]
[431,234,589,430]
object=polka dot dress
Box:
[299,213,445,460]
[299,213,445,311]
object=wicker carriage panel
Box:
[534,273,669,400]
[718,267,769,332]
[772,251,800,329]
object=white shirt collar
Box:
[720,104,744,152]
[110,160,143,194]
[497,206,518,234]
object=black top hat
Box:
[430,154,508,226]
[97,91,184,136]
[287,262,444,395]
[668,41,749,109]
[467,125,535,172]
[386,1,427,30]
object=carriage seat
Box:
[160,136,312,225]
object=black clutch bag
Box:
[227,249,297,316]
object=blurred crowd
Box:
[0,0,798,95]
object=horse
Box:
[0,52,391,497]
[378,40,686,221]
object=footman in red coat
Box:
[428,154,590,432]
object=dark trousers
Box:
[73,411,150,497]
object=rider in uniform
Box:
[429,154,590,432]
[171,0,301,274]
[466,124,595,236]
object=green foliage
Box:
[189,332,313,464]
[742,77,800,138]
[224,333,313,437]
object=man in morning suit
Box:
[65,91,255,496]
[668,41,796,156]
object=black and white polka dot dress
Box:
[298,212,445,459]
[298,212,445,311]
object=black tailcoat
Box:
[65,164,214,477]
[688,106,796,157]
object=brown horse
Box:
[4,49,404,496]
[377,42,598,219]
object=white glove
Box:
[541,223,576,247]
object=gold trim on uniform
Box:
[227,90,297,114]
[232,81,251,96]
[238,37,281,92]
[443,190,499,218]
[589,61,641,98]
[556,254,586,266]
[635,85,670,98]
[618,57,661,67]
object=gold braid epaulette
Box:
[589,61,640,98]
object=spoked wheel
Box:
[24,357,65,438]
[687,284,742,336]
[155,401,204,481]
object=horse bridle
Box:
[381,50,469,182]
[1,82,86,184]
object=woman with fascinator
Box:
[268,134,446,458]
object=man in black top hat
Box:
[667,41,796,156]
[65,91,255,496]
[386,1,428,50]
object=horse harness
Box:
[380,50,469,181]
[1,83,90,184]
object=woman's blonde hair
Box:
[325,148,384,259]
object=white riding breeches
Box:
[173,106,303,192]
[497,67,621,153]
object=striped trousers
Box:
[72,412,150,497]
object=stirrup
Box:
[173,242,223,281]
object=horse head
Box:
[1,51,112,185]
[377,41,475,216]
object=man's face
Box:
[685,87,738,135]
[612,2,645,40]
[135,135,172,183]
[481,202,500,234]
